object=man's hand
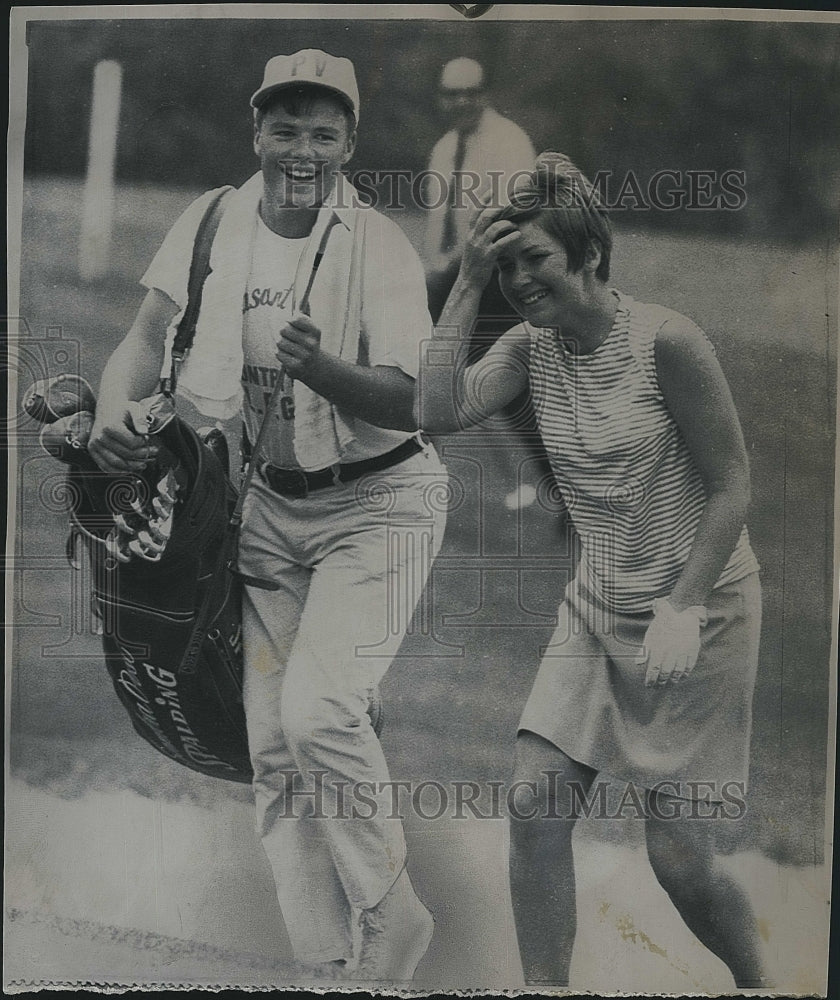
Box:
[459,203,520,290]
[88,402,161,474]
[637,598,708,687]
[276,313,324,381]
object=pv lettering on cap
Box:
[291,51,328,77]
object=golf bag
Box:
[67,414,253,783]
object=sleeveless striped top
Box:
[528,290,759,613]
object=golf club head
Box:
[23,374,97,424]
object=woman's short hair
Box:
[500,152,612,282]
[254,83,356,133]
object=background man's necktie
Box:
[441,128,467,254]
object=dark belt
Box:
[258,436,424,498]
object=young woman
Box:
[416,152,772,989]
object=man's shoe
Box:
[293,958,349,983]
[354,867,434,982]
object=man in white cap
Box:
[424,57,549,510]
[88,49,446,983]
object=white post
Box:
[79,59,122,282]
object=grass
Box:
[10,175,836,867]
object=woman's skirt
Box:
[518,572,762,802]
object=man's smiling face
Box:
[254,93,356,210]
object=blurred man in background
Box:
[424,56,549,510]
[424,57,535,320]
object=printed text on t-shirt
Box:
[243,285,294,313]
[242,364,295,420]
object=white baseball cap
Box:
[251,49,360,123]
[440,57,484,92]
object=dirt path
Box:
[4,778,828,993]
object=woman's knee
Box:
[511,731,595,822]
[645,816,717,895]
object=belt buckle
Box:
[285,469,309,499]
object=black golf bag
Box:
[70,417,253,782]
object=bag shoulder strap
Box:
[163,186,235,394]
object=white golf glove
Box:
[638,598,708,687]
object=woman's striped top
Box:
[527,290,759,613]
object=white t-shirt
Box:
[239,216,306,466]
[141,186,432,468]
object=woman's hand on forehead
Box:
[458,207,521,288]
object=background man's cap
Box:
[251,49,360,122]
[440,57,484,91]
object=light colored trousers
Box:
[238,445,447,962]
